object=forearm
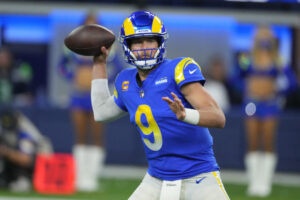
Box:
[183,106,225,128]
[93,57,107,79]
[92,47,111,80]
[91,48,127,122]
[179,82,226,128]
[196,107,226,128]
[1,147,32,167]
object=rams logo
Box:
[122,81,129,91]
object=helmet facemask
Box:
[123,36,166,70]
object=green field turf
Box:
[0,178,299,200]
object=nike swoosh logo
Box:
[195,177,206,184]
[189,69,197,74]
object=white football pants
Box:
[128,171,230,200]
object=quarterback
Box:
[91,11,230,200]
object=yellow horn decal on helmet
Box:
[152,16,162,33]
[123,18,135,36]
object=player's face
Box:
[130,37,159,59]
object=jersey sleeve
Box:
[174,57,205,88]
[113,74,128,112]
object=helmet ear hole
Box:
[125,38,132,50]
[155,37,162,47]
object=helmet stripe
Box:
[123,18,135,36]
[152,16,162,33]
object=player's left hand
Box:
[162,92,186,120]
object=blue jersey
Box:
[114,57,219,180]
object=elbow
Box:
[94,113,107,123]
[216,112,226,128]
[92,104,107,122]
[94,111,112,123]
[219,115,226,128]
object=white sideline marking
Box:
[102,165,300,186]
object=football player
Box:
[91,11,230,200]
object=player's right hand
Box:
[93,46,111,64]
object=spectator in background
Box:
[204,56,230,112]
[59,13,104,192]
[59,13,124,192]
[0,108,53,192]
[0,48,33,106]
[235,26,298,197]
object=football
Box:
[64,24,115,56]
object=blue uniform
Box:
[243,98,280,119]
[236,62,281,119]
[114,57,219,181]
[239,63,278,78]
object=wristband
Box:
[183,108,200,125]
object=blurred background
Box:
[0,0,300,199]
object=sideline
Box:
[102,165,300,186]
